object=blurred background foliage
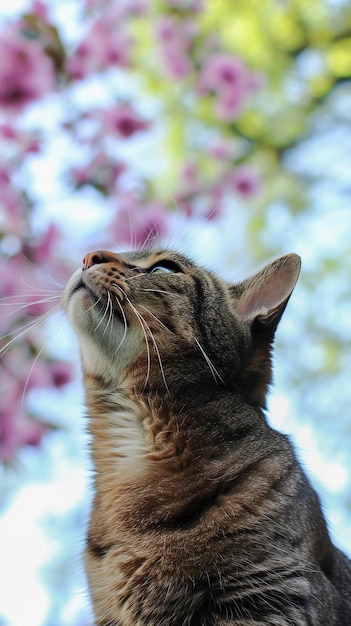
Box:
[0,0,350,624]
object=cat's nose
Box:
[82,250,119,270]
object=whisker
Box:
[195,338,225,386]
[123,276,180,299]
[135,309,170,394]
[84,294,103,314]
[117,287,152,390]
[110,282,172,392]
[138,287,179,298]
[139,224,159,251]
[21,316,69,414]
[112,295,128,353]
[0,303,62,357]
[139,304,174,335]
[0,295,61,316]
[0,291,61,301]
[104,291,115,337]
[94,293,112,332]
[114,285,167,392]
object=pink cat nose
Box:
[82,250,121,270]
[82,251,106,269]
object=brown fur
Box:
[63,248,351,625]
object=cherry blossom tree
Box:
[0,0,265,461]
[1,0,351,478]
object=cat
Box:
[63,247,351,626]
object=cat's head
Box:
[63,248,300,408]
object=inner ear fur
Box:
[230,254,301,408]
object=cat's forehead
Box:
[120,248,196,270]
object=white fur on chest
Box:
[88,390,150,474]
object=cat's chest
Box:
[87,389,151,476]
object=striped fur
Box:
[63,248,351,625]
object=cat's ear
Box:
[230,254,301,408]
[233,253,301,329]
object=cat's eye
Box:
[150,266,173,274]
[149,260,181,274]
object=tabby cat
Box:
[63,247,351,626]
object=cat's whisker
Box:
[139,304,174,335]
[0,294,61,316]
[195,338,225,386]
[112,295,128,353]
[85,295,103,314]
[139,224,160,251]
[113,285,151,390]
[0,303,62,358]
[94,292,112,333]
[17,267,66,291]
[0,290,60,300]
[116,285,169,393]
[104,291,115,337]
[21,315,69,414]
[139,287,179,299]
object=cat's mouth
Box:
[70,277,127,324]
[70,278,99,303]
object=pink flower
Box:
[25,222,61,264]
[155,17,194,79]
[0,124,42,156]
[0,254,61,334]
[164,0,203,9]
[209,139,237,161]
[199,53,262,120]
[0,24,55,113]
[0,123,17,139]
[0,369,49,462]
[228,165,262,198]
[0,163,27,235]
[112,194,169,248]
[84,0,148,16]
[72,154,125,194]
[50,361,73,388]
[103,104,149,138]
[66,10,132,80]
[0,405,48,462]
[201,54,244,90]
[30,0,49,21]
[205,186,223,220]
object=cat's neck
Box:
[84,373,289,493]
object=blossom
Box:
[66,9,132,80]
[0,164,28,237]
[71,154,125,194]
[103,104,149,138]
[25,222,61,264]
[205,186,223,220]
[0,124,41,154]
[0,24,55,113]
[155,16,194,79]
[112,194,169,248]
[84,0,148,15]
[50,361,73,388]
[0,254,60,335]
[228,165,262,198]
[199,53,262,120]
[164,0,203,9]
[30,0,49,22]
[0,400,48,462]
[0,357,48,462]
